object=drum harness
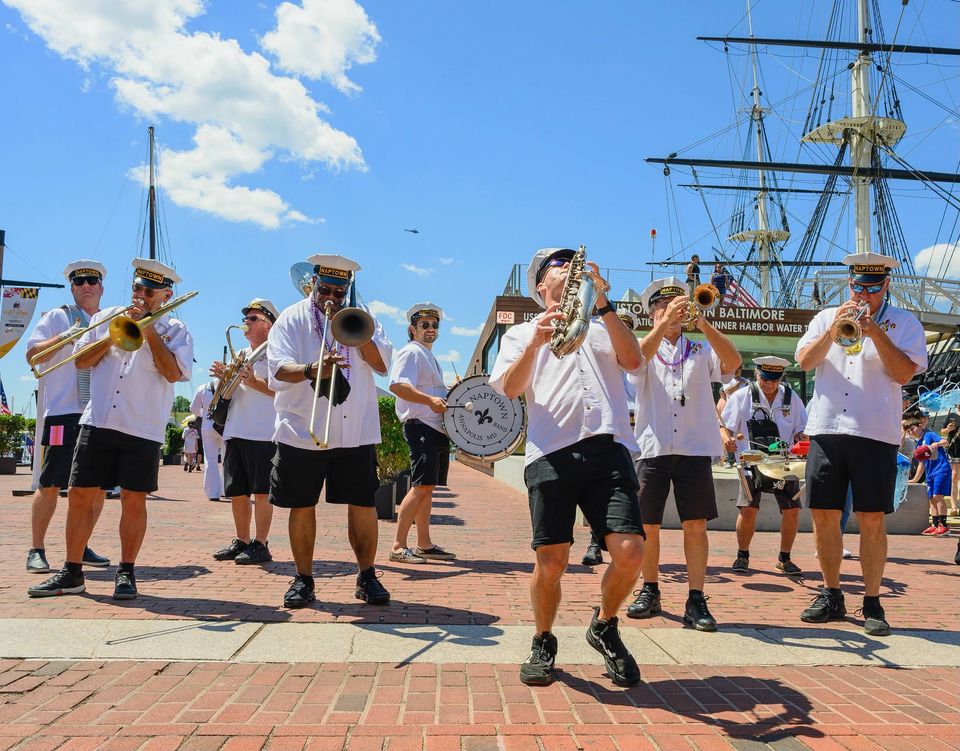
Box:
[746,381,795,492]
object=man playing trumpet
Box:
[267,254,393,609]
[796,252,926,635]
[29,259,194,600]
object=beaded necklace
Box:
[656,335,692,406]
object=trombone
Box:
[33,291,199,378]
[29,305,136,377]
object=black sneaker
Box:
[26,548,50,574]
[355,568,390,605]
[626,585,661,619]
[857,603,891,637]
[519,632,558,686]
[213,538,248,561]
[955,539,960,566]
[235,540,272,565]
[283,574,316,608]
[776,559,802,576]
[683,592,718,632]
[732,555,749,573]
[28,567,85,597]
[113,569,138,600]
[82,547,110,568]
[800,588,846,623]
[585,607,642,686]
[581,543,603,567]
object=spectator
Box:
[711,264,729,305]
[685,254,701,287]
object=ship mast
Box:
[148,125,157,261]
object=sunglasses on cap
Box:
[418,321,440,330]
[850,281,885,294]
[71,276,101,287]
[316,284,348,299]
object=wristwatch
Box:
[595,301,616,317]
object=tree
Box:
[172,395,191,413]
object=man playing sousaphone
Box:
[267,254,393,609]
[796,252,926,636]
[490,247,645,687]
[720,356,808,575]
[626,277,740,631]
[388,303,455,564]
[29,259,194,600]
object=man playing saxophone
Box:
[490,247,645,688]
[796,252,926,636]
[211,299,279,566]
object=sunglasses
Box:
[418,321,440,330]
[850,282,885,294]
[536,257,572,283]
[71,276,100,287]
[316,284,347,299]
[132,284,159,298]
[243,315,266,323]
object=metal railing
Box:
[503,264,656,300]
[793,270,960,313]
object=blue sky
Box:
[1,1,958,414]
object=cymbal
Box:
[754,459,806,481]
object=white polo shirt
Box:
[390,340,446,432]
[223,346,275,442]
[27,307,91,419]
[76,306,194,444]
[721,381,808,455]
[267,298,392,451]
[629,335,723,458]
[489,315,639,466]
[796,304,927,446]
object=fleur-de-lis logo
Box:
[880,320,895,332]
[476,408,493,425]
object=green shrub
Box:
[377,395,410,481]
[163,424,184,456]
[0,414,26,456]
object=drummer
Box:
[721,356,808,574]
[388,303,455,564]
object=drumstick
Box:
[447,401,474,412]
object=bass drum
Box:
[442,374,526,462]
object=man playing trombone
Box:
[28,259,194,600]
[211,299,279,566]
[795,252,926,636]
[267,254,393,609]
[24,260,111,575]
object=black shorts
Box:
[69,426,161,493]
[224,438,275,497]
[523,435,644,551]
[38,413,82,488]
[636,455,718,525]
[404,420,450,487]
[737,470,801,512]
[269,442,379,509]
[806,434,897,514]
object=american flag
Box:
[723,278,760,308]
[0,377,11,415]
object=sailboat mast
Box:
[748,4,772,306]
[148,125,157,261]
[851,0,873,254]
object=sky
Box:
[1,0,958,415]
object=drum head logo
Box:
[475,408,493,425]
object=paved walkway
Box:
[1,462,958,749]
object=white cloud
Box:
[442,370,458,386]
[400,263,434,277]
[19,375,36,382]
[434,349,461,363]
[262,0,380,95]
[367,299,408,325]
[5,0,376,228]
[450,324,483,337]
[915,242,960,278]
[438,257,454,265]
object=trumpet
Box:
[830,302,869,355]
[679,283,721,329]
[34,291,198,378]
[30,305,137,377]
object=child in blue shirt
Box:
[911,423,950,535]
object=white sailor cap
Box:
[63,260,106,282]
[640,276,689,313]
[242,298,279,323]
[753,355,791,379]
[616,309,639,330]
[842,252,899,283]
[131,258,181,288]
[406,302,443,323]
[306,253,361,284]
[526,247,577,308]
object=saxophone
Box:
[549,245,611,358]
[207,325,268,427]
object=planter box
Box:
[0,456,17,475]
[395,471,411,502]
[162,453,182,466]
[374,482,396,521]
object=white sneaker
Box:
[389,547,427,564]
[842,548,853,559]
